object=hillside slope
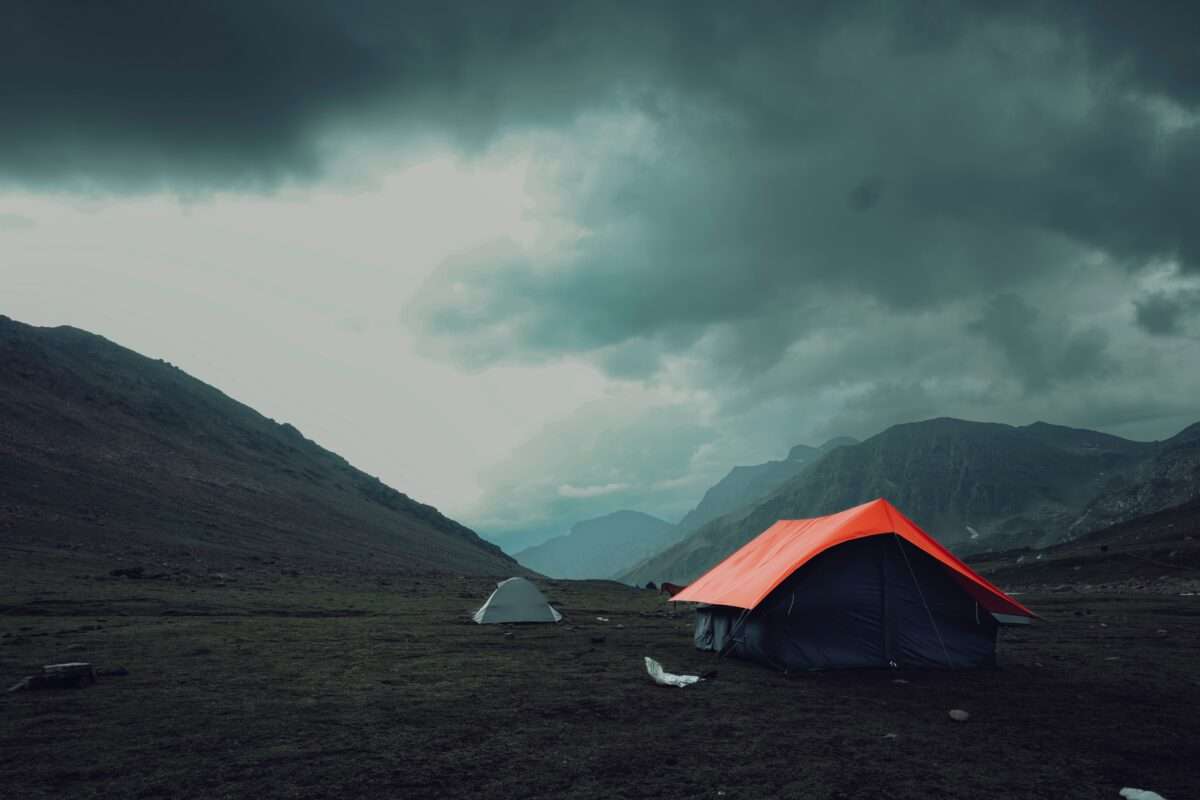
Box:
[624,417,1196,584]
[1066,423,1200,536]
[0,315,521,576]
[675,436,857,534]
[513,510,675,579]
[970,496,1200,591]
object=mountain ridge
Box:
[622,416,1198,585]
[514,509,675,579]
[0,314,521,576]
[675,435,859,534]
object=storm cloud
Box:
[5,2,1199,544]
[1134,288,1200,336]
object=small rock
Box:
[1120,788,1168,800]
[590,635,606,644]
[882,733,897,739]
[892,679,909,685]
[503,632,514,639]
[949,709,970,722]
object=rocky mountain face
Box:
[969,495,1200,593]
[1066,423,1200,536]
[0,315,521,576]
[622,417,1199,585]
[675,436,858,534]
[514,509,677,579]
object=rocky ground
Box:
[2,551,1198,800]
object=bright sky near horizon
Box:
[3,144,617,514]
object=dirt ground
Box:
[2,560,1198,800]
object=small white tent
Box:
[473,577,562,624]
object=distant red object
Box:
[660,581,689,598]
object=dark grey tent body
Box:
[694,535,1000,671]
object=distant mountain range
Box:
[622,417,1200,585]
[509,436,859,579]
[514,510,676,579]
[0,315,521,576]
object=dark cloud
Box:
[966,294,1114,391]
[0,1,843,190]
[5,2,1198,192]
[1134,288,1200,336]
[411,6,1199,381]
[1027,1,1200,105]
[1,0,639,189]
[848,178,884,212]
[3,2,372,189]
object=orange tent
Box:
[672,498,1035,618]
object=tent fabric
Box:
[472,577,563,624]
[695,535,1001,670]
[672,498,1035,619]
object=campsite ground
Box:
[2,554,1198,800]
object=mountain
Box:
[499,436,859,572]
[514,510,676,579]
[0,315,520,576]
[1066,422,1200,536]
[675,436,858,534]
[485,523,570,556]
[969,495,1200,590]
[623,417,1198,585]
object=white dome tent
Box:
[473,577,562,624]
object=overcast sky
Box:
[3,1,1198,549]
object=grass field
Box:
[2,557,1198,799]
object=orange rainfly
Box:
[671,498,1036,618]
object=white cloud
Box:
[557,482,629,498]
